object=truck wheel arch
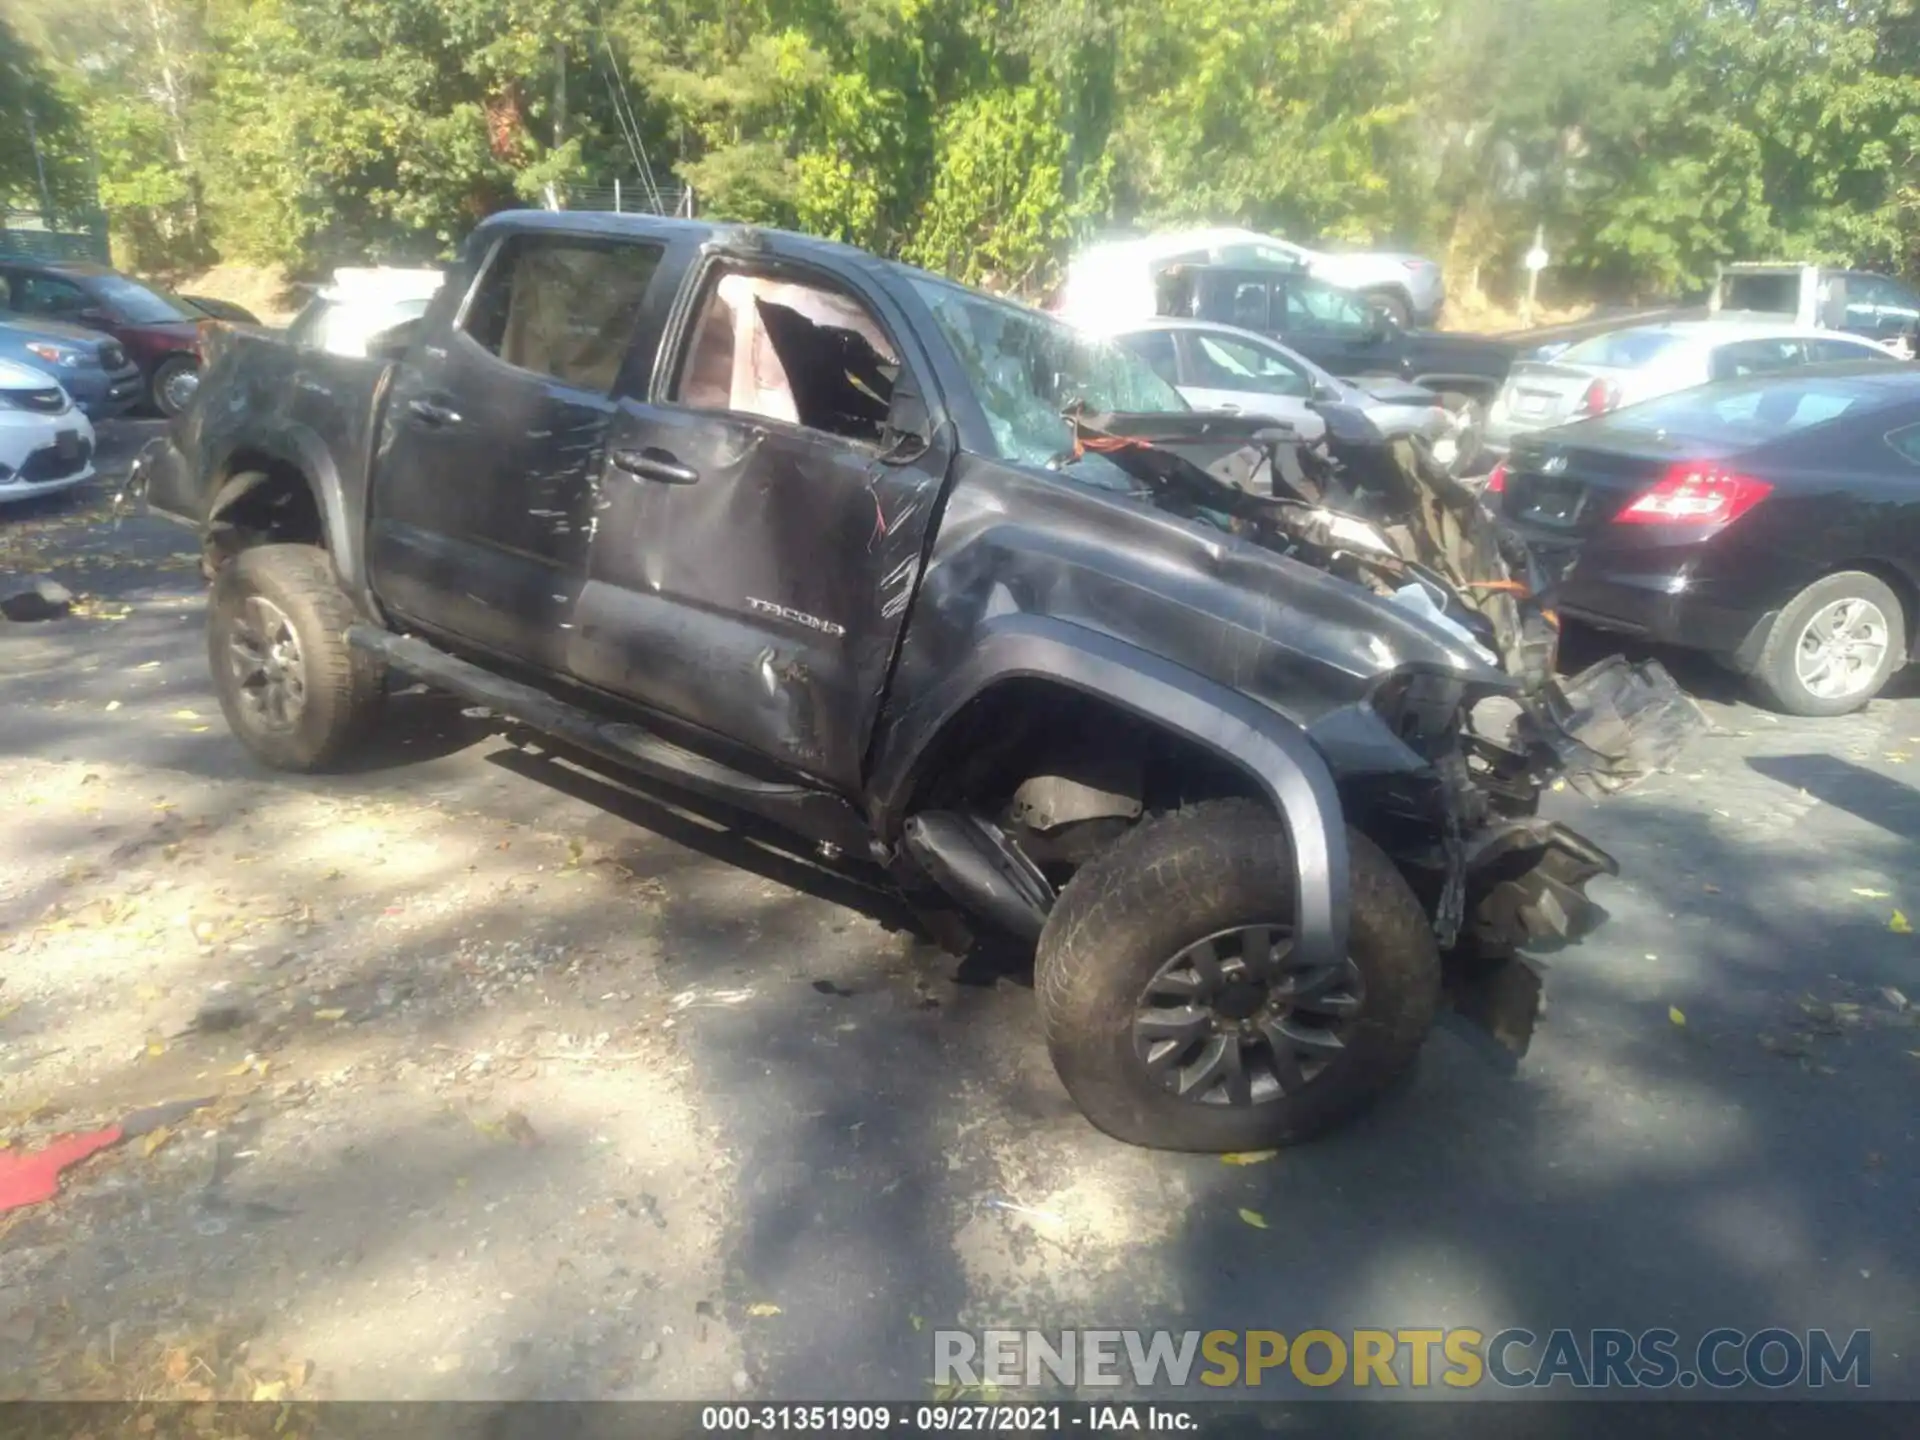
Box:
[870,616,1351,974]
[204,435,355,585]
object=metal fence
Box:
[0,208,112,264]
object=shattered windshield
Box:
[912,278,1187,465]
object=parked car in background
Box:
[1109,318,1477,471]
[1484,322,1905,460]
[283,266,444,358]
[0,259,206,417]
[1713,263,1920,358]
[180,295,264,326]
[0,314,143,419]
[0,356,97,504]
[1063,227,1447,331]
[1490,364,1920,715]
[1136,262,1514,449]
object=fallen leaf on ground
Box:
[1853,888,1892,899]
[1883,987,1911,1012]
[910,1315,924,1332]
[251,1380,287,1402]
[312,1008,346,1022]
[105,700,121,712]
[1238,1208,1268,1230]
[162,1349,192,1382]
[140,1126,172,1158]
[1669,1006,1687,1027]
[1892,910,1913,934]
[1220,1150,1278,1166]
[745,1303,783,1317]
[169,709,200,720]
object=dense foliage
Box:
[4,0,1918,300]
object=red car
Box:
[0,259,217,417]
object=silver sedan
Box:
[1107,318,1473,471]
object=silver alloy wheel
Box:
[162,365,199,413]
[1793,596,1891,700]
[228,595,307,730]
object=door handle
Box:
[611,447,699,485]
[407,398,461,427]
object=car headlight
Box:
[24,341,84,368]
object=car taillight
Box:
[1486,461,1507,494]
[1401,260,1426,272]
[1576,378,1619,417]
[1615,463,1773,526]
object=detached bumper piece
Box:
[1525,655,1707,799]
[1462,817,1616,953]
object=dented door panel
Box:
[572,401,950,788]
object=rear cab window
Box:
[460,233,665,392]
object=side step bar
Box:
[348,626,873,855]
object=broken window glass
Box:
[673,269,900,445]
[912,278,1187,466]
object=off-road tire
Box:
[151,355,200,418]
[1035,800,1440,1152]
[1750,570,1906,717]
[208,544,383,771]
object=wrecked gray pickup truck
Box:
[129,211,1700,1152]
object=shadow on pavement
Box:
[1747,753,1920,843]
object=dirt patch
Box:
[0,753,739,1399]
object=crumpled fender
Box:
[869,614,1350,974]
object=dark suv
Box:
[0,260,206,416]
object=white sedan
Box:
[0,356,97,505]
[1485,321,1907,459]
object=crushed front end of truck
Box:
[1062,405,1706,1049]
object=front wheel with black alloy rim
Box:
[1750,570,1907,717]
[151,355,200,417]
[208,544,384,771]
[1035,800,1440,1152]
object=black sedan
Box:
[1489,363,1920,715]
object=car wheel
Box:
[1750,570,1906,717]
[151,355,200,417]
[208,544,384,771]
[1367,290,1413,329]
[1035,800,1440,1152]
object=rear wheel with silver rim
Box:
[1752,570,1906,717]
[208,543,384,770]
[151,355,200,417]
[1036,801,1439,1152]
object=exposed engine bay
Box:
[1040,402,1706,1049]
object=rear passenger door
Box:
[369,230,666,673]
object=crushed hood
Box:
[1064,405,1705,796]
